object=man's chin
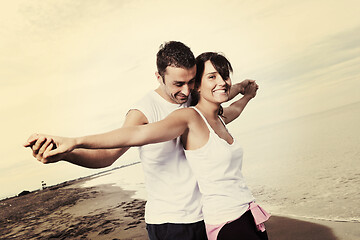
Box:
[176,98,188,104]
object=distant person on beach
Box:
[25,41,256,240]
[25,51,270,239]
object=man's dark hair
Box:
[156,41,195,80]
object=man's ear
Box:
[155,72,163,84]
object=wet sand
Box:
[1,174,359,240]
[0,176,147,240]
[266,215,359,240]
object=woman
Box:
[44,52,270,240]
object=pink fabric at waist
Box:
[205,202,271,240]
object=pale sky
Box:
[1,0,359,199]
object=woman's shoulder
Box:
[173,107,200,117]
[168,107,202,122]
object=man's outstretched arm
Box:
[24,109,148,168]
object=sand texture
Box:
[1,178,147,240]
[1,173,359,239]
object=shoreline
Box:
[0,161,141,201]
[269,212,359,224]
[1,173,359,239]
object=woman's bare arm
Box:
[45,109,191,158]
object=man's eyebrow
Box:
[174,78,195,84]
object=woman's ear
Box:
[196,86,201,94]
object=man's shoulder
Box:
[126,91,157,125]
[131,91,157,110]
[136,90,157,103]
[130,90,167,124]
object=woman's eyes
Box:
[208,75,216,79]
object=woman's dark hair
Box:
[156,41,195,81]
[191,52,233,116]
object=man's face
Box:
[160,65,196,104]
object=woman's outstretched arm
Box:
[23,109,147,168]
[44,108,191,158]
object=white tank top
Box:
[132,91,203,224]
[184,107,255,225]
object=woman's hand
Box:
[44,136,77,159]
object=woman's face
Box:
[198,60,231,104]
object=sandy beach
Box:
[1,175,147,240]
[1,171,359,240]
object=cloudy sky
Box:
[1,0,359,199]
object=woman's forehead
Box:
[204,60,217,73]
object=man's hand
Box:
[243,81,259,99]
[24,134,74,164]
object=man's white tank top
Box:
[132,91,203,224]
[184,107,255,225]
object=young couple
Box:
[25,41,270,240]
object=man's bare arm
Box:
[24,109,148,168]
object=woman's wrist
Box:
[236,83,245,95]
[242,94,253,101]
[74,137,83,149]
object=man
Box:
[25,41,256,240]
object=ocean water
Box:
[81,162,146,200]
[81,102,360,223]
[239,101,360,222]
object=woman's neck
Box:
[195,99,221,120]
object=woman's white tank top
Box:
[184,107,255,224]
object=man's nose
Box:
[181,84,191,96]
